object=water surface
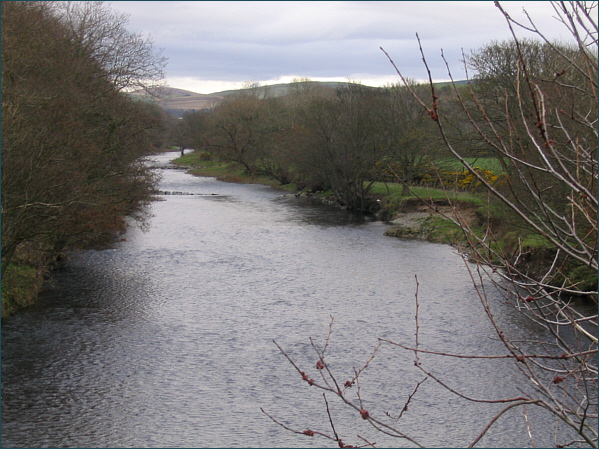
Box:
[1,153,583,447]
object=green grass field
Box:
[369,182,485,205]
[172,153,296,189]
[435,157,507,174]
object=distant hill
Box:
[129,87,224,117]
[209,80,468,98]
[130,82,353,117]
[131,80,468,117]
[209,81,355,98]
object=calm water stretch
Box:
[1,153,586,447]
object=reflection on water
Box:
[1,153,588,448]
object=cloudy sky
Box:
[107,1,572,94]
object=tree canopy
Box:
[1,1,168,281]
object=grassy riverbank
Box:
[1,264,45,319]
[172,152,490,244]
[174,152,298,191]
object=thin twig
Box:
[468,400,541,447]
[260,407,335,441]
[323,393,340,443]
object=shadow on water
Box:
[271,195,370,227]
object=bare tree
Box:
[292,82,389,212]
[1,1,165,289]
[379,81,444,195]
[384,1,598,443]
[204,93,268,178]
[53,1,167,93]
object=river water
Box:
[0,153,587,448]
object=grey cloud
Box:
[109,1,570,90]
[164,37,425,81]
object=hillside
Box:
[209,81,356,98]
[129,87,224,115]
[129,83,339,117]
[132,80,468,117]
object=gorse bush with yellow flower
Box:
[419,167,507,191]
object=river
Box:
[0,153,586,447]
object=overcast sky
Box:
[107,1,572,94]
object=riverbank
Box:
[1,239,70,319]
[171,153,597,296]
[171,153,479,244]
[1,264,45,318]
